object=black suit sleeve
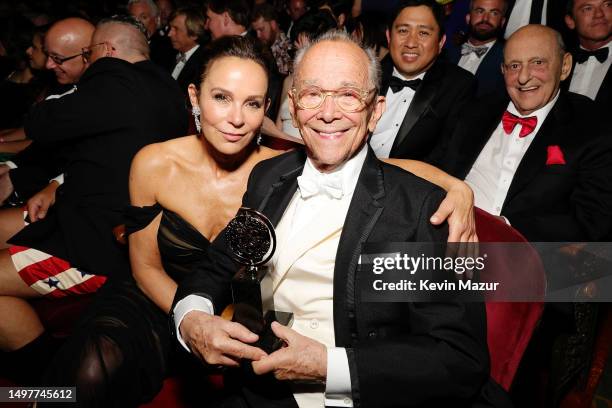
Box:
[24,59,139,146]
[509,135,612,241]
[349,189,489,407]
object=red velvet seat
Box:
[474,207,545,391]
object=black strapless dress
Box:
[42,204,216,407]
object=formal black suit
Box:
[442,91,612,241]
[174,45,206,96]
[173,148,498,407]
[378,55,476,166]
[445,40,506,97]
[563,48,612,109]
[149,31,176,72]
[8,57,188,279]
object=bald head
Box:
[45,18,95,84]
[502,25,572,115]
[89,18,150,63]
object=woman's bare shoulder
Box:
[132,136,200,178]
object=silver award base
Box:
[231,265,293,353]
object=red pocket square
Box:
[546,145,566,165]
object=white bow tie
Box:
[297,172,344,199]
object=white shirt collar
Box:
[392,67,427,81]
[302,144,368,198]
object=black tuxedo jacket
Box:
[442,92,612,241]
[445,40,506,97]
[174,148,494,407]
[379,56,476,166]
[563,49,612,109]
[149,31,176,73]
[9,58,188,278]
[175,45,206,96]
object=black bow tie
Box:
[574,47,609,64]
[389,76,422,93]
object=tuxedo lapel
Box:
[503,96,566,208]
[257,166,303,226]
[333,149,385,346]
[389,63,439,154]
[595,63,612,104]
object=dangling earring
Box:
[256,131,263,146]
[192,106,201,133]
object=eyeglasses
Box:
[292,86,376,113]
[46,50,87,65]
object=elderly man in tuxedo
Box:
[443,25,612,404]
[171,30,509,408]
[564,0,611,108]
[446,0,508,96]
[372,0,476,165]
[444,24,612,242]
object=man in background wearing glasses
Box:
[0,15,187,385]
[172,30,503,408]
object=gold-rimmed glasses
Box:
[291,86,376,113]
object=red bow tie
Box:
[502,111,538,138]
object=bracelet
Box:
[0,137,4,143]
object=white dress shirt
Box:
[171,44,200,80]
[569,41,612,101]
[174,146,369,407]
[370,68,426,158]
[458,40,496,75]
[465,92,559,217]
[504,0,549,39]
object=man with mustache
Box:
[446,0,508,96]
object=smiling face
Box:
[387,5,445,79]
[289,40,385,172]
[565,0,612,50]
[188,56,268,156]
[502,26,572,116]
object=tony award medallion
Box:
[225,207,293,353]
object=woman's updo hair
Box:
[196,35,271,90]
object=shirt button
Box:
[495,206,501,212]
[344,398,352,405]
[368,330,377,338]
[309,319,319,329]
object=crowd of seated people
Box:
[0,0,610,407]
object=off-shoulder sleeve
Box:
[125,203,163,235]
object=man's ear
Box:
[437,33,446,54]
[565,14,576,30]
[287,89,299,128]
[264,97,271,114]
[385,29,391,47]
[223,11,230,27]
[367,96,386,133]
[560,52,573,81]
[465,13,471,26]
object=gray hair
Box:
[293,29,381,92]
[127,0,159,17]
